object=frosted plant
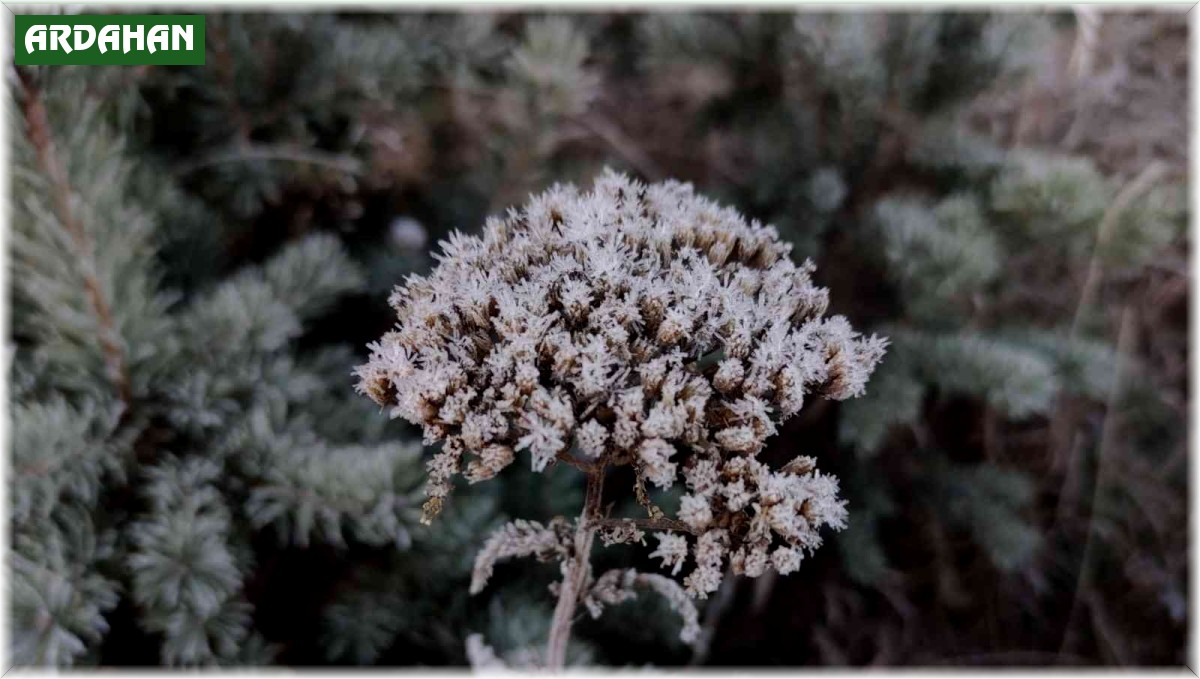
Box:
[356,169,886,669]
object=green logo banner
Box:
[15,15,205,65]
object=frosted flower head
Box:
[356,170,886,591]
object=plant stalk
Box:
[545,467,605,670]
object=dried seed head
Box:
[356,170,885,584]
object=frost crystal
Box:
[357,169,886,595]
[648,532,688,576]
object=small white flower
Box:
[771,546,804,575]
[649,532,689,576]
[638,438,677,489]
[678,494,712,531]
[575,420,609,459]
[684,529,729,598]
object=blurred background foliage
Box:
[9,8,1187,667]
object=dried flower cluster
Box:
[671,454,849,594]
[469,518,571,595]
[584,569,700,644]
[356,170,885,661]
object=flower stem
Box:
[545,467,605,670]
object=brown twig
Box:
[1058,305,1136,656]
[555,449,600,474]
[1053,160,1165,523]
[1067,8,1102,81]
[17,68,132,406]
[575,114,664,181]
[749,569,776,616]
[209,20,254,145]
[173,143,366,177]
[544,466,605,670]
[688,568,737,666]
[1070,160,1166,337]
[592,516,700,536]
